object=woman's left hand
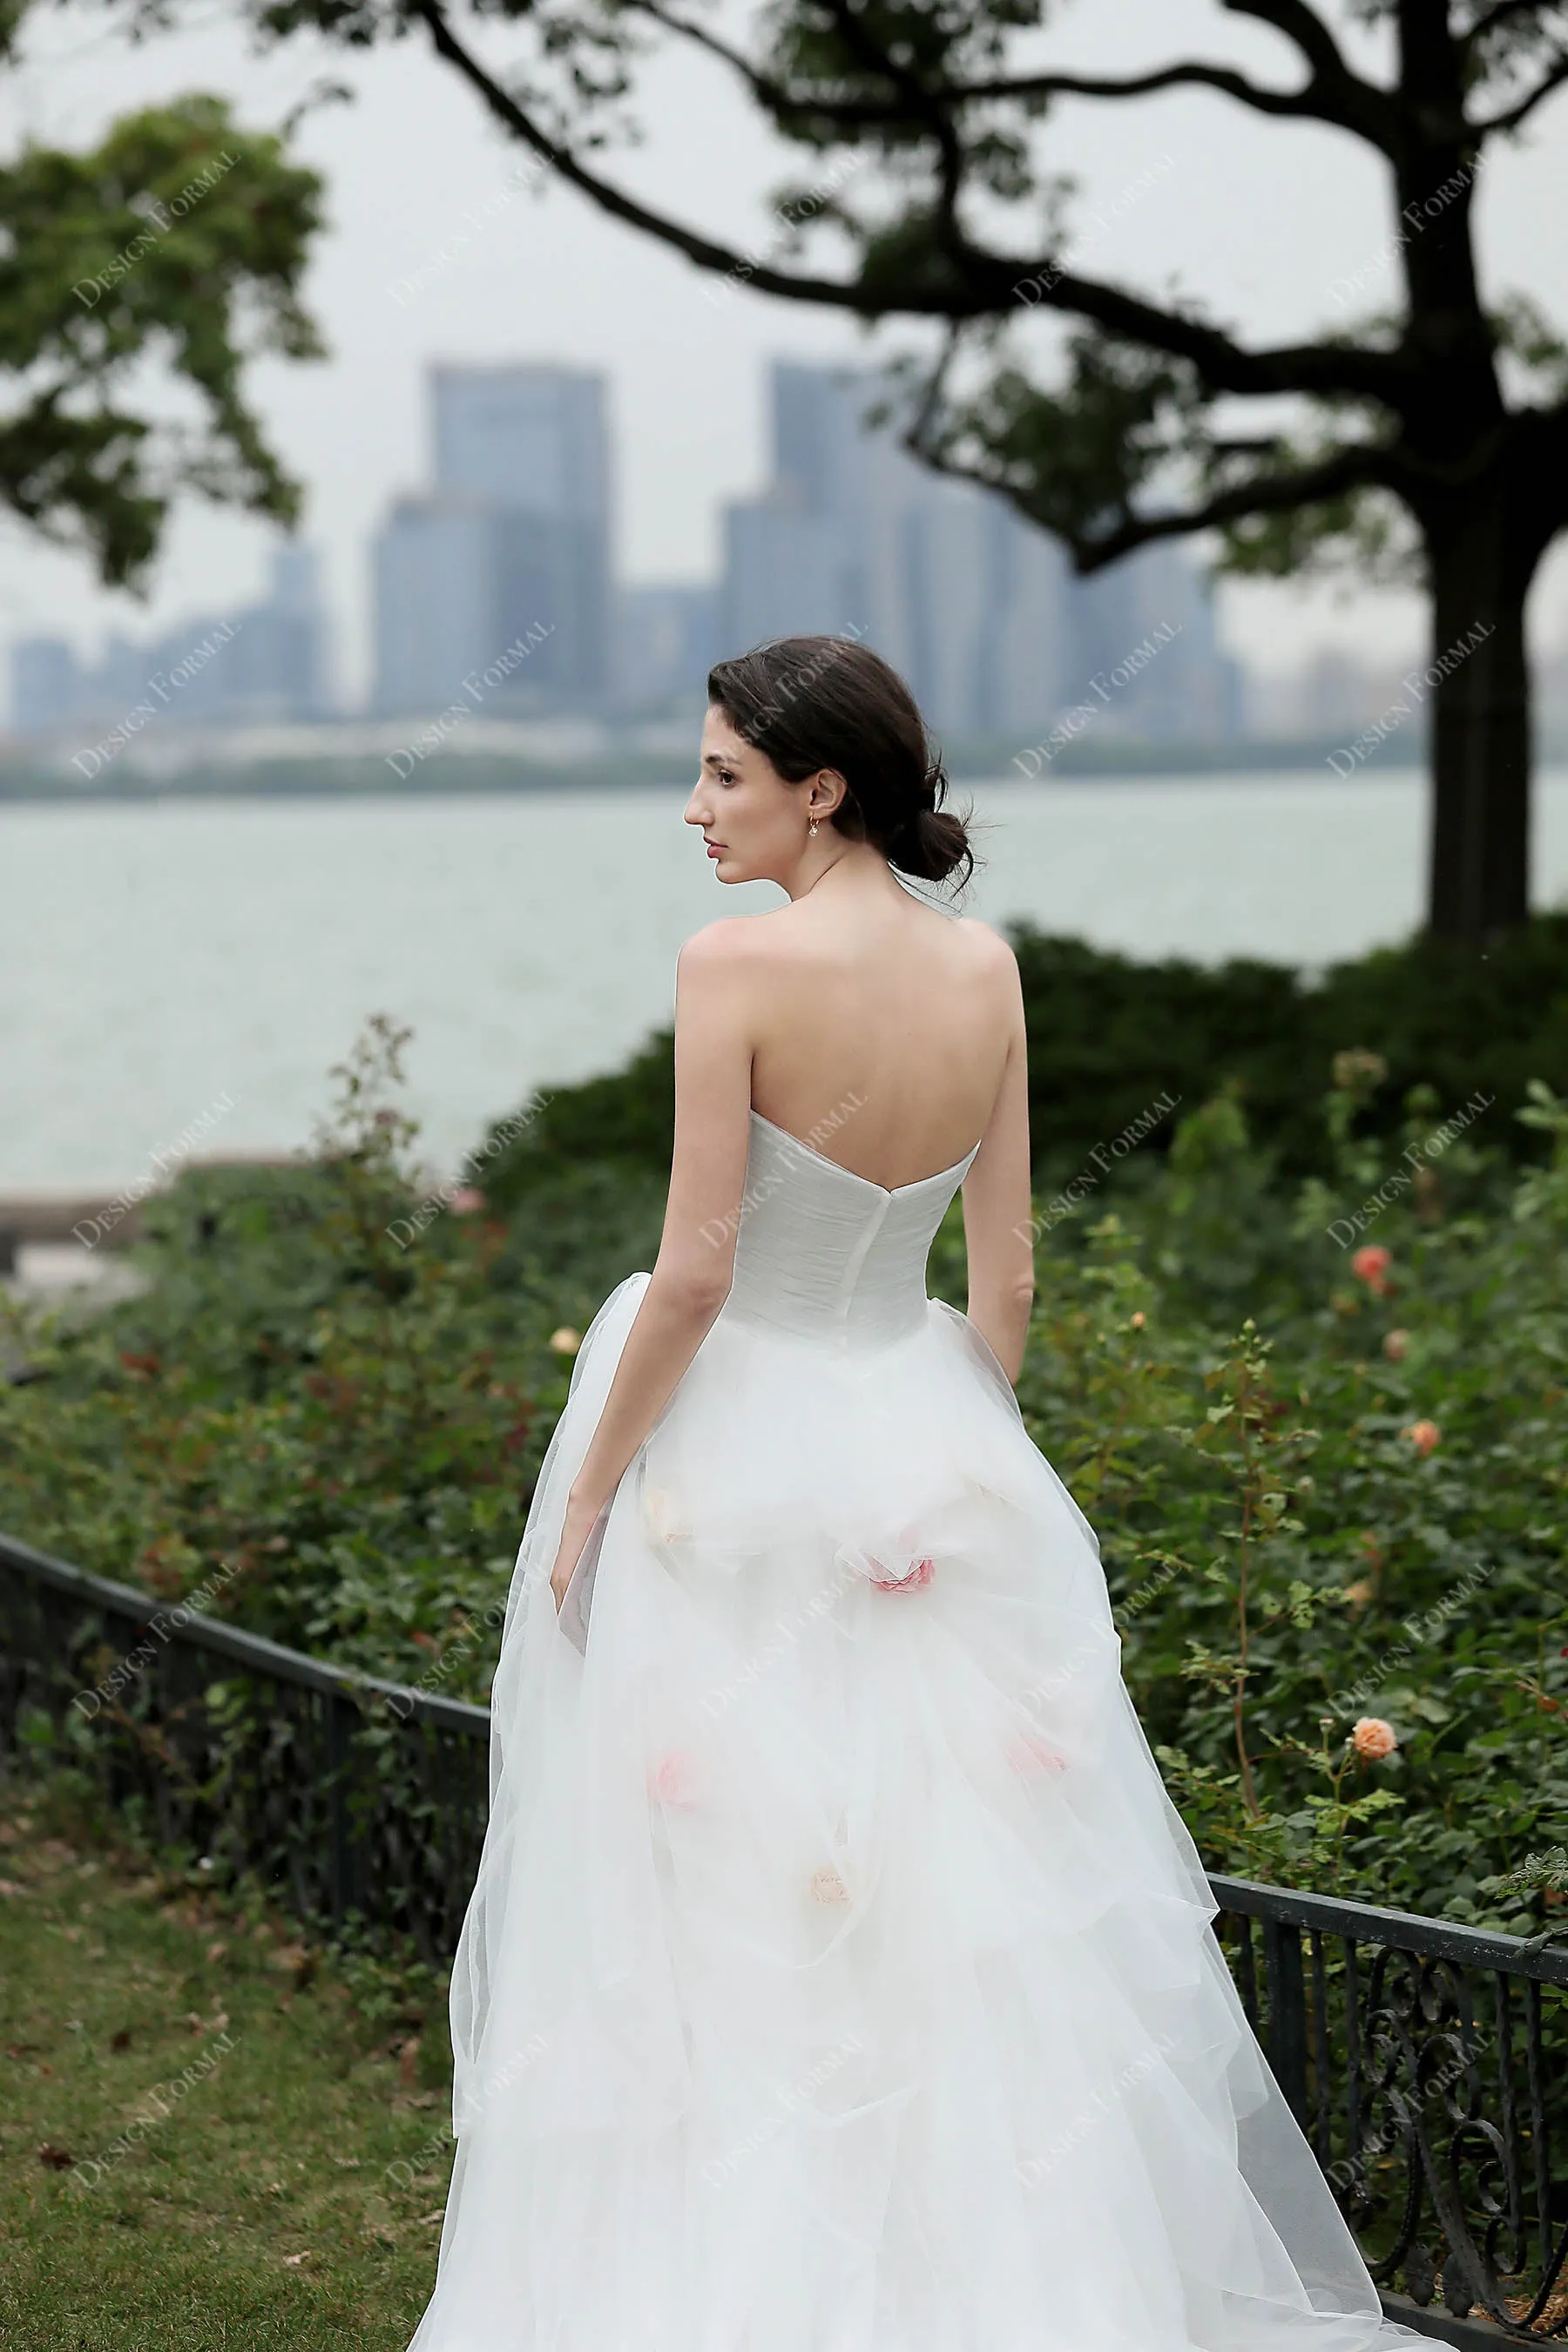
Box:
[550,1493,605,1613]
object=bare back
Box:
[737,892,1016,1191]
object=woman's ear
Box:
[810,767,848,821]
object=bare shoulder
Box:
[676,912,795,991]
[954,916,1022,988]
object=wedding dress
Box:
[408,1107,1418,2352]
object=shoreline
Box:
[0,740,1451,804]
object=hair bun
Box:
[889,803,971,886]
[706,634,976,892]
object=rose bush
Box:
[2,1024,1564,1934]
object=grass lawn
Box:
[0,1779,456,2350]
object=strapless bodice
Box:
[713,1109,980,1352]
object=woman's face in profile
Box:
[686,704,828,886]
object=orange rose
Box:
[1351,1244,1393,1296]
[1402,1419,1440,1456]
[1351,1717,1398,1761]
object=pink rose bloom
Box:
[868,1554,936,1594]
[1006,1734,1068,1776]
[1351,1244,1393,1295]
[646,1750,700,1809]
[549,1326,582,1355]
[1351,1717,1398,1761]
[450,1186,485,1215]
[1402,1418,1440,1456]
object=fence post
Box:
[1263,1916,1309,2128]
[327,1686,351,1928]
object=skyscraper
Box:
[371,363,612,716]
[720,361,1239,746]
[8,544,329,739]
[720,362,1075,737]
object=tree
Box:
[0,33,328,588]
[247,0,1568,942]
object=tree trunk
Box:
[1423,497,1535,942]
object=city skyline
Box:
[8,353,1246,752]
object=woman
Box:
[408,638,1416,2352]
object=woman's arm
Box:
[549,924,754,1607]
[960,946,1036,1387]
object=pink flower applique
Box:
[809,1865,849,1904]
[867,1554,936,1594]
[646,1749,701,1809]
[1005,1733,1068,1776]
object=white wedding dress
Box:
[408,1108,1418,2352]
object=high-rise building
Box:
[720,361,1240,746]
[611,585,720,717]
[7,544,330,739]
[720,362,1075,739]
[373,499,497,717]
[431,364,609,524]
[10,637,79,736]
[371,362,612,716]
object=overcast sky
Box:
[7,0,1568,706]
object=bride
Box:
[407,637,1416,2352]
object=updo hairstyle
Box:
[706,635,976,889]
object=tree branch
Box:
[1463,0,1566,44]
[902,422,1399,571]
[406,0,889,304]
[1219,0,1400,145]
[1080,443,1395,565]
[992,261,1405,401]
[598,0,1396,148]
[816,0,967,239]
[1476,45,1568,130]
[1220,0,1354,82]
[953,58,1350,122]
[408,0,1409,407]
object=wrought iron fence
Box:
[1213,1878,1568,2342]
[2,1527,1565,2339]
[0,1530,489,1964]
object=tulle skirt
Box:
[407,1274,1419,2352]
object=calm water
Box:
[5,770,1566,1193]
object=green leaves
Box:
[915,335,1211,554]
[3,1004,1565,1936]
[1011,1081,1568,1923]
[0,91,326,584]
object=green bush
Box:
[3,1017,1565,1936]
[474,915,1568,1209]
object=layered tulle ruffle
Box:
[409,1275,1419,2352]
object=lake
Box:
[5,769,1566,1193]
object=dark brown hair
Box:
[706,634,976,889]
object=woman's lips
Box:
[706,842,725,858]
